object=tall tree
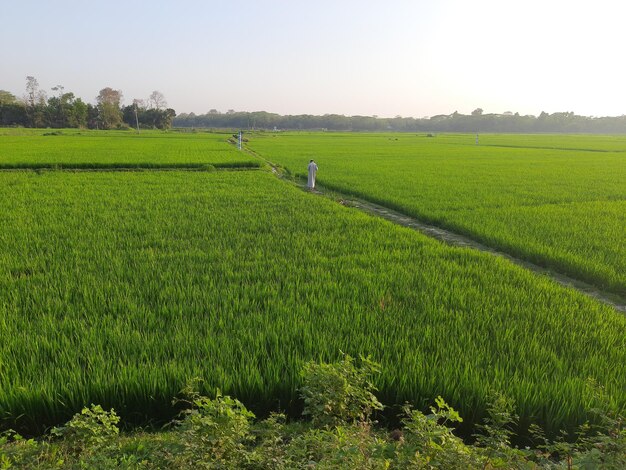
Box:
[24,76,47,127]
[96,87,123,129]
[148,90,167,110]
[25,76,41,107]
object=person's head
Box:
[310,159,314,163]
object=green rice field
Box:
[1,130,625,439]
[248,132,626,296]
[0,129,259,169]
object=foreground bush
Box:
[1,355,624,469]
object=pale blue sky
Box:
[2,0,625,117]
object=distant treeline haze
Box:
[175,108,626,133]
[2,76,626,132]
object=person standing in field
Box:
[307,159,318,190]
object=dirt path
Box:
[333,195,626,313]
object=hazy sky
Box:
[2,0,625,117]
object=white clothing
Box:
[307,162,318,189]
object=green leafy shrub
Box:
[473,392,529,466]
[0,430,45,469]
[300,354,384,427]
[50,404,119,455]
[284,424,391,469]
[247,413,289,468]
[173,387,256,467]
[398,397,482,468]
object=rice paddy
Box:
[0,128,259,169]
[248,132,626,296]
[1,130,625,439]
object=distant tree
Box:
[161,108,176,129]
[25,76,42,107]
[0,90,18,105]
[87,103,100,129]
[96,87,123,129]
[0,90,27,126]
[143,107,176,129]
[47,86,70,127]
[24,76,47,127]
[122,103,136,127]
[68,96,88,128]
[51,84,64,99]
[148,90,167,110]
[471,108,484,116]
[122,100,176,130]
[46,95,64,128]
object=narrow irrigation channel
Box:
[247,148,626,314]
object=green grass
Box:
[0,128,259,168]
[1,170,624,437]
[247,132,626,295]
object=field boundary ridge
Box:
[0,161,262,171]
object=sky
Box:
[2,0,625,118]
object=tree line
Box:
[3,76,625,133]
[175,107,626,133]
[0,76,176,130]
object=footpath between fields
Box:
[320,193,625,313]
[247,148,626,314]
